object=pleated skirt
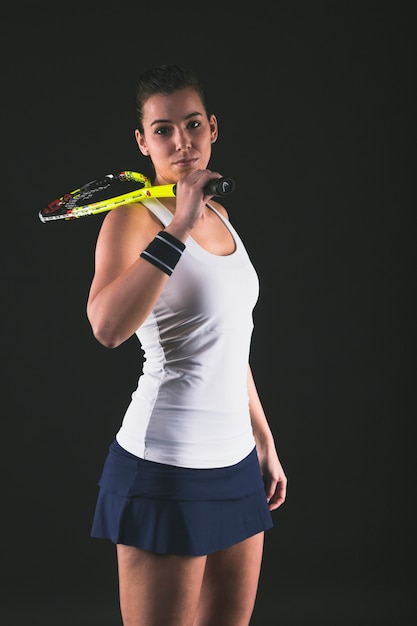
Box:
[91,439,273,556]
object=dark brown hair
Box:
[134,64,211,133]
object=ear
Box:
[135,129,149,156]
[209,114,218,144]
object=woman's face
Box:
[135,87,218,186]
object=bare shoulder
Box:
[209,200,230,220]
[92,202,164,285]
[97,202,163,255]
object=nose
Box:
[175,128,191,151]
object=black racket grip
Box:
[172,177,236,197]
[204,177,236,196]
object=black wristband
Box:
[140,231,186,276]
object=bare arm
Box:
[87,171,218,348]
[86,204,176,348]
[247,365,288,510]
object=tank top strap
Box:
[141,198,220,229]
[141,198,173,228]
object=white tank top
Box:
[116,198,259,468]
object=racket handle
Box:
[172,177,236,197]
[205,177,235,196]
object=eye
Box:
[155,126,170,136]
[187,120,200,130]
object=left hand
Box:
[257,447,288,511]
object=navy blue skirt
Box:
[91,440,273,556]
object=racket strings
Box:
[64,174,149,209]
[40,171,161,221]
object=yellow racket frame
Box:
[39,171,176,222]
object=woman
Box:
[87,64,287,626]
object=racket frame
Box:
[39,171,176,222]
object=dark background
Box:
[2,3,415,624]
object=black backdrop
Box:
[2,3,415,625]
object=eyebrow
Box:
[150,111,203,127]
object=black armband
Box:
[140,231,186,276]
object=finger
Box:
[267,484,287,511]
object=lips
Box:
[174,158,197,168]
